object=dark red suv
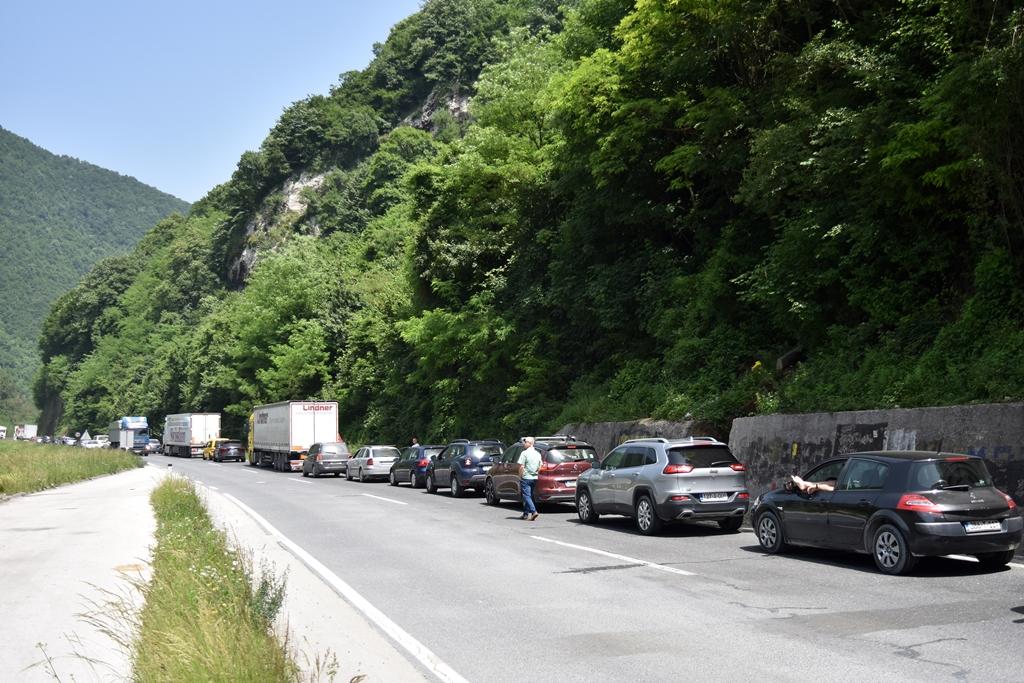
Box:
[485,436,597,508]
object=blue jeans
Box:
[521,478,537,515]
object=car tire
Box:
[718,516,744,532]
[410,471,419,488]
[634,495,663,535]
[334,472,340,477]
[313,469,320,478]
[976,549,1015,569]
[484,479,499,505]
[389,471,398,486]
[451,474,464,498]
[576,489,599,524]
[302,470,309,477]
[346,468,353,481]
[872,523,918,575]
[756,511,787,554]
[357,468,364,482]
[426,474,437,494]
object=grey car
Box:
[575,437,750,535]
[346,445,401,482]
[302,441,351,478]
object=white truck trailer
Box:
[14,424,38,441]
[247,400,338,472]
[163,413,221,457]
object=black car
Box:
[389,444,446,487]
[752,451,1022,575]
[425,439,504,497]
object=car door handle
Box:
[630,473,639,478]
[857,500,871,507]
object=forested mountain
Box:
[37,0,1024,441]
[0,128,188,424]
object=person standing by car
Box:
[517,436,542,520]
[411,436,419,447]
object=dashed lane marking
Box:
[287,478,312,485]
[361,493,408,506]
[530,535,696,576]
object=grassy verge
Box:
[0,441,141,496]
[133,476,297,681]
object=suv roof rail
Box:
[450,438,470,443]
[621,437,669,444]
[534,434,576,442]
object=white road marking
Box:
[287,478,312,485]
[222,493,467,683]
[361,494,408,506]
[530,535,696,576]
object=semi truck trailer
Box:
[247,400,338,472]
[163,413,221,457]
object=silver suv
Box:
[575,437,749,535]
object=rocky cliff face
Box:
[229,172,326,283]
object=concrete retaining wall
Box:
[728,402,1024,504]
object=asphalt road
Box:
[151,454,1023,682]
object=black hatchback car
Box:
[426,439,504,497]
[753,451,1022,575]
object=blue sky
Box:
[0,0,422,202]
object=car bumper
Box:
[363,465,393,478]
[656,498,749,521]
[314,462,346,473]
[910,516,1023,556]
[459,473,489,488]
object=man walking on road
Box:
[518,436,542,521]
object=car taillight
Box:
[316,453,322,462]
[367,457,374,466]
[998,490,1018,510]
[416,459,429,467]
[897,494,942,514]
[737,492,749,500]
[730,463,746,472]
[670,494,694,502]
[663,464,694,474]
[463,458,472,467]
[540,462,556,472]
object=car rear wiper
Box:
[933,481,970,491]
[710,461,736,467]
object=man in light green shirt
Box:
[517,436,542,520]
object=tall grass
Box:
[0,441,140,496]
[133,477,296,681]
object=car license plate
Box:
[700,493,729,502]
[564,479,576,488]
[964,520,1001,534]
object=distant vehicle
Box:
[61,436,77,446]
[202,438,233,461]
[0,425,6,440]
[753,451,1023,575]
[95,434,110,446]
[212,440,244,463]
[79,438,102,449]
[302,442,351,477]
[143,438,162,455]
[14,424,38,441]
[346,445,400,482]
[389,444,445,487]
[575,436,749,535]
[247,401,339,472]
[108,416,149,454]
[425,439,505,497]
[485,436,597,508]
[163,413,221,457]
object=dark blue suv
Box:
[426,439,505,497]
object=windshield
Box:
[667,445,737,468]
[472,445,503,458]
[546,447,597,463]
[423,447,444,458]
[910,459,992,490]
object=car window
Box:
[804,459,846,484]
[910,459,992,490]
[602,448,627,470]
[473,445,503,458]
[308,444,319,456]
[667,445,737,468]
[622,447,651,468]
[375,447,400,458]
[423,447,443,459]
[839,459,890,491]
[545,447,597,463]
[504,445,523,463]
